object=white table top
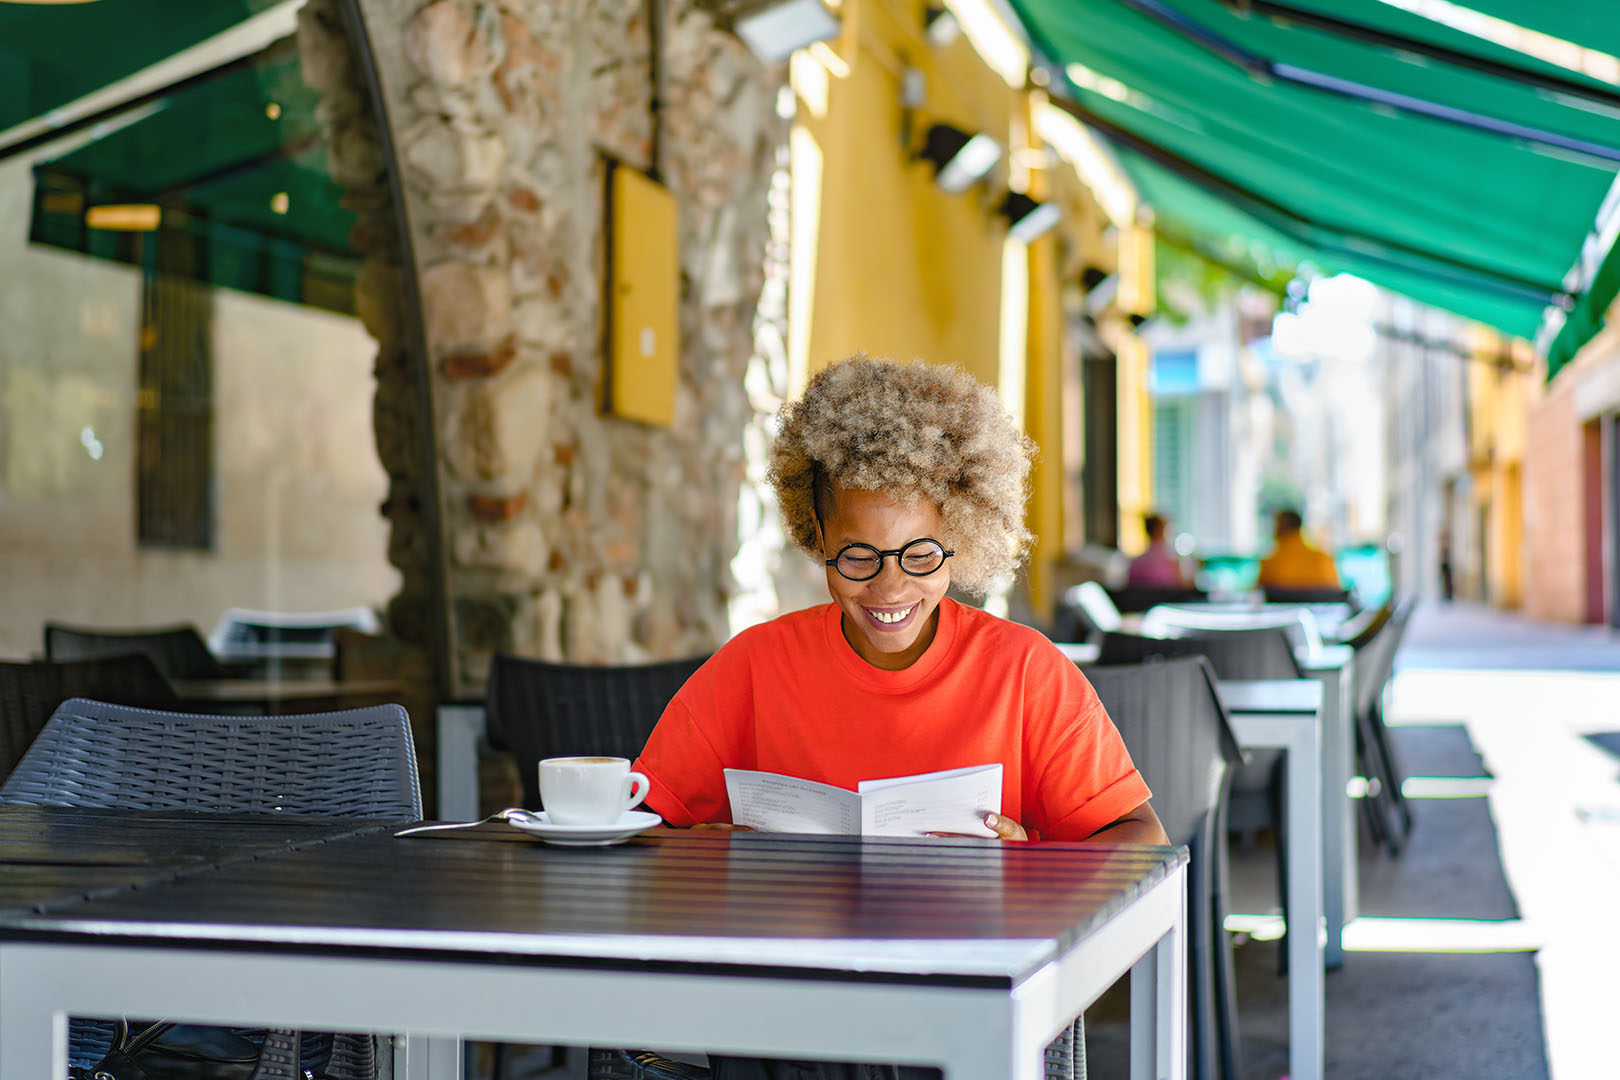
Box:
[1219,678,1324,714]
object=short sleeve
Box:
[632,644,756,826]
[1023,653,1153,841]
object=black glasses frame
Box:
[824,538,955,581]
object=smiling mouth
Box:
[865,602,918,625]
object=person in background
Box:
[1126,512,1189,589]
[1257,508,1341,591]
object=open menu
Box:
[722,763,1003,838]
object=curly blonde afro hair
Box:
[768,354,1036,595]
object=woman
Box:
[633,355,1166,1080]
[635,354,1166,845]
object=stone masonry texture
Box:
[303,0,787,693]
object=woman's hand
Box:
[931,813,1028,841]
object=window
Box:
[136,227,215,550]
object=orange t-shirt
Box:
[633,598,1152,841]
[1258,533,1341,590]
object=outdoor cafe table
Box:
[169,677,404,715]
[0,808,1190,1079]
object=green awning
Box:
[0,0,284,132]
[4,0,358,314]
[1009,0,1620,363]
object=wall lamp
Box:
[733,0,841,65]
[84,204,161,231]
[918,123,1002,195]
[1083,269,1120,316]
[999,190,1060,243]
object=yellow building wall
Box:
[797,0,1015,386]
[1023,198,1063,617]
[1465,329,1531,609]
[790,0,1127,621]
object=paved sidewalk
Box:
[1399,599,1620,671]
[1389,601,1620,1080]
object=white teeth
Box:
[869,604,914,624]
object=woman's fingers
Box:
[984,813,1028,841]
[928,815,1029,841]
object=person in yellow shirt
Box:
[1258,508,1341,591]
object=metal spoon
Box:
[394,807,543,837]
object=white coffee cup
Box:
[538,756,650,826]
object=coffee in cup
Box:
[538,756,650,826]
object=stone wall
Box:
[303,0,787,692]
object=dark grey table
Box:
[0,813,1188,1079]
[0,805,391,911]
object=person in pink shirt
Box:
[1126,512,1189,589]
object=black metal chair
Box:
[1350,596,1417,855]
[486,653,710,809]
[0,655,177,784]
[1081,657,1246,1080]
[1098,627,1300,975]
[2,698,421,1077]
[44,621,228,679]
[1259,586,1352,605]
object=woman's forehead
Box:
[822,486,941,533]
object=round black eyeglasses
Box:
[825,538,954,581]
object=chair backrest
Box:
[1261,585,1351,605]
[44,622,225,679]
[1067,581,1123,633]
[1335,597,1392,650]
[1099,627,1304,681]
[0,656,178,785]
[1079,656,1243,847]
[0,698,422,819]
[1106,583,1210,614]
[1352,595,1417,718]
[486,653,709,808]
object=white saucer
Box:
[507,809,662,847]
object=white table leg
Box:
[1307,657,1356,968]
[1230,712,1324,1080]
[0,945,67,1077]
[1130,875,1189,1080]
[435,704,484,822]
[401,1034,464,1079]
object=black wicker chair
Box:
[1,698,421,1078]
[486,653,710,809]
[1081,657,1246,1080]
[0,655,177,784]
[1350,596,1417,855]
[44,621,228,679]
[1098,627,1301,975]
